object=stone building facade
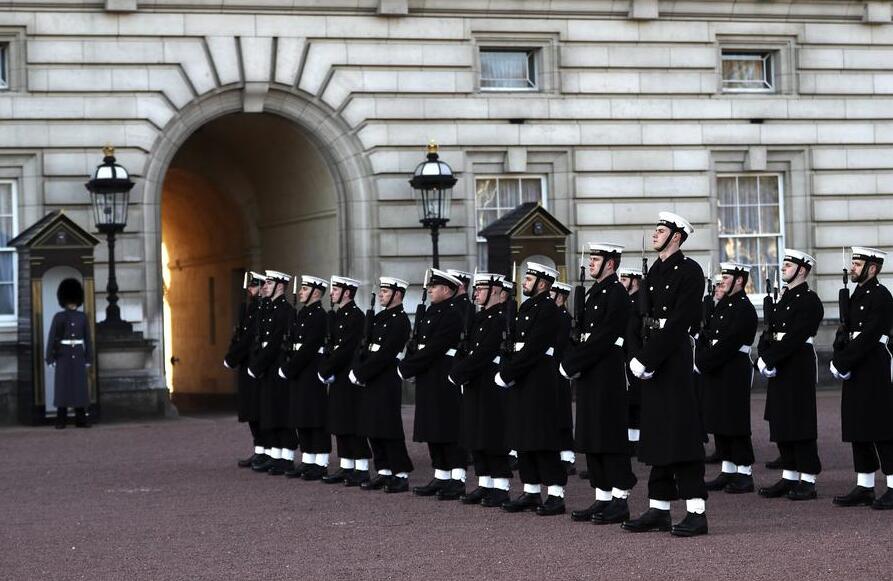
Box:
[1,0,892,421]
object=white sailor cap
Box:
[526,261,559,282]
[552,281,572,295]
[617,266,642,279]
[446,269,472,286]
[588,243,625,256]
[426,268,461,290]
[264,270,291,284]
[852,247,887,263]
[783,249,816,269]
[299,275,328,292]
[474,272,504,287]
[657,211,695,236]
[330,275,361,290]
[501,279,516,292]
[243,271,266,289]
[379,276,409,291]
[720,262,751,276]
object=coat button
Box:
[665,285,669,289]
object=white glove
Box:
[349,369,364,386]
[629,357,654,380]
[559,363,578,380]
[223,360,232,369]
[693,363,701,375]
[757,357,777,378]
[829,361,851,381]
[396,366,405,380]
[278,367,287,380]
[494,372,514,388]
[247,367,256,379]
[318,372,336,384]
[447,374,456,386]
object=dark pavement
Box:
[1,391,891,580]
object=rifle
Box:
[459,292,476,356]
[638,234,658,343]
[408,272,429,354]
[500,262,518,359]
[834,247,851,350]
[699,270,715,346]
[233,270,249,338]
[572,247,586,343]
[323,298,336,356]
[359,291,375,351]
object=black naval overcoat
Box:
[450,303,509,453]
[499,290,562,452]
[400,299,463,443]
[636,251,705,466]
[321,301,366,436]
[249,294,295,430]
[283,301,327,428]
[45,309,92,408]
[625,290,643,420]
[562,274,631,454]
[832,277,893,443]
[225,298,262,422]
[555,306,574,448]
[695,291,758,436]
[758,283,824,443]
[354,305,411,440]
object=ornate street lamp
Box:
[409,141,457,268]
[86,146,135,336]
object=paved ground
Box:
[1,391,891,580]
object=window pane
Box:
[498,179,519,210]
[738,177,758,205]
[477,209,497,232]
[0,44,7,88]
[740,205,759,234]
[717,177,736,205]
[520,178,543,205]
[759,176,779,203]
[760,205,780,233]
[0,216,12,245]
[722,57,762,83]
[481,51,533,89]
[718,206,738,235]
[475,179,497,209]
[0,252,11,282]
[0,183,10,215]
[0,283,12,315]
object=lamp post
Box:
[86,146,135,336]
[409,141,457,268]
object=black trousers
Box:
[335,434,371,460]
[586,453,637,491]
[370,438,414,474]
[298,427,331,454]
[518,450,567,487]
[647,461,707,501]
[778,440,822,475]
[852,441,893,474]
[628,404,641,430]
[714,434,755,466]
[427,442,467,471]
[471,450,513,479]
[559,428,574,452]
[248,420,269,447]
[271,428,298,450]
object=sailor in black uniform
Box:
[550,281,577,476]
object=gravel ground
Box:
[1,391,891,581]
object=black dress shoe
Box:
[621,508,672,533]
[593,498,630,525]
[302,464,326,481]
[765,455,783,470]
[758,479,796,498]
[535,495,566,516]
[460,487,488,505]
[268,459,291,476]
[322,468,351,484]
[833,485,875,507]
[413,478,448,497]
[571,500,609,522]
[384,477,409,493]
[787,481,817,501]
[871,489,893,510]
[705,472,732,491]
[563,461,577,476]
[671,512,708,537]
[481,489,510,508]
[284,463,308,479]
[704,450,721,465]
[501,492,542,513]
[360,474,390,490]
[345,470,370,487]
[578,469,589,480]
[436,480,465,501]
[252,455,275,472]
[724,474,755,494]
[238,453,261,468]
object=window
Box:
[717,174,783,296]
[0,181,17,317]
[0,43,8,90]
[480,49,537,91]
[475,176,546,267]
[721,51,775,93]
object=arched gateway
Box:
[141,89,377,409]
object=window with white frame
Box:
[475,176,546,267]
[0,180,17,317]
[480,49,538,91]
[721,51,775,93]
[0,43,8,90]
[718,174,783,296]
